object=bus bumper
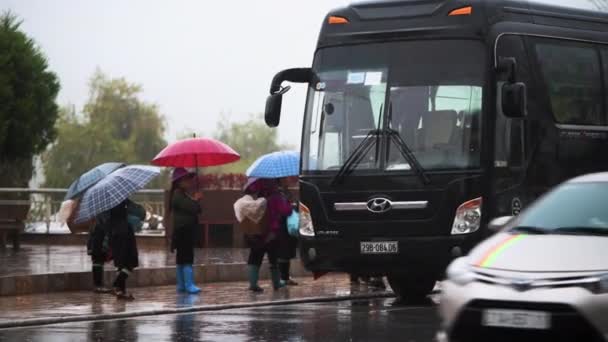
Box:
[299,234,479,277]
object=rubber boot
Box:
[92,264,111,293]
[176,265,186,293]
[271,267,285,290]
[279,261,298,286]
[248,265,264,293]
[182,265,201,294]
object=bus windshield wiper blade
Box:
[552,226,608,236]
[330,129,380,186]
[387,102,430,184]
[331,104,384,186]
[510,226,550,234]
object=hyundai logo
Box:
[367,198,392,213]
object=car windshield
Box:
[302,40,484,172]
[514,182,608,234]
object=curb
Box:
[0,292,396,330]
[0,261,309,297]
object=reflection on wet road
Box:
[0,299,439,342]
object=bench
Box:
[0,201,30,250]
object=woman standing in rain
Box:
[169,168,203,294]
[236,178,290,292]
[277,176,299,285]
[97,199,145,300]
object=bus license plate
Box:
[360,241,399,254]
[482,309,551,330]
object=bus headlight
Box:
[451,197,482,235]
[299,203,315,237]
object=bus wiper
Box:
[387,102,430,185]
[330,129,380,186]
[331,104,383,186]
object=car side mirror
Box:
[488,216,513,233]
[502,82,527,118]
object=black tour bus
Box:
[263,0,608,300]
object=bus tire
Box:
[387,275,436,304]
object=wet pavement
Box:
[0,298,439,342]
[0,274,393,326]
[0,245,249,277]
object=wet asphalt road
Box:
[0,298,439,342]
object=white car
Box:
[439,173,608,342]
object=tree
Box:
[0,12,60,187]
[43,70,167,188]
[206,114,291,174]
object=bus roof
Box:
[347,0,608,17]
[318,0,608,47]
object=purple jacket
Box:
[245,179,292,235]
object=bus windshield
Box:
[302,40,484,173]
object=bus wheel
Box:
[387,275,435,304]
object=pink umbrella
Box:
[151,137,240,168]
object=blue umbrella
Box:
[73,165,160,223]
[246,151,300,179]
[65,162,125,200]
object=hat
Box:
[172,167,195,183]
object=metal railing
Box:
[0,188,166,236]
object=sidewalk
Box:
[0,245,308,296]
[0,274,394,329]
[0,244,248,277]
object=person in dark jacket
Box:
[169,168,202,294]
[277,176,299,285]
[97,199,145,300]
[237,178,287,292]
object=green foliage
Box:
[43,70,168,188]
[206,114,290,174]
[0,11,60,186]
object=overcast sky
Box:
[4,0,349,147]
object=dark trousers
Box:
[89,228,107,287]
[174,225,196,265]
[113,269,131,292]
[247,239,278,268]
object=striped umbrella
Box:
[73,165,160,224]
[64,162,125,200]
[246,151,300,179]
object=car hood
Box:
[468,232,608,272]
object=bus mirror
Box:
[501,82,527,118]
[265,93,283,127]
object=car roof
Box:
[567,172,608,184]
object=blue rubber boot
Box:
[176,265,186,293]
[271,267,285,290]
[248,265,264,293]
[182,265,201,294]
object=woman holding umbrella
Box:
[99,199,145,300]
[246,151,301,287]
[152,137,240,294]
[60,162,125,293]
[169,168,202,294]
[72,165,160,300]
[235,178,289,292]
